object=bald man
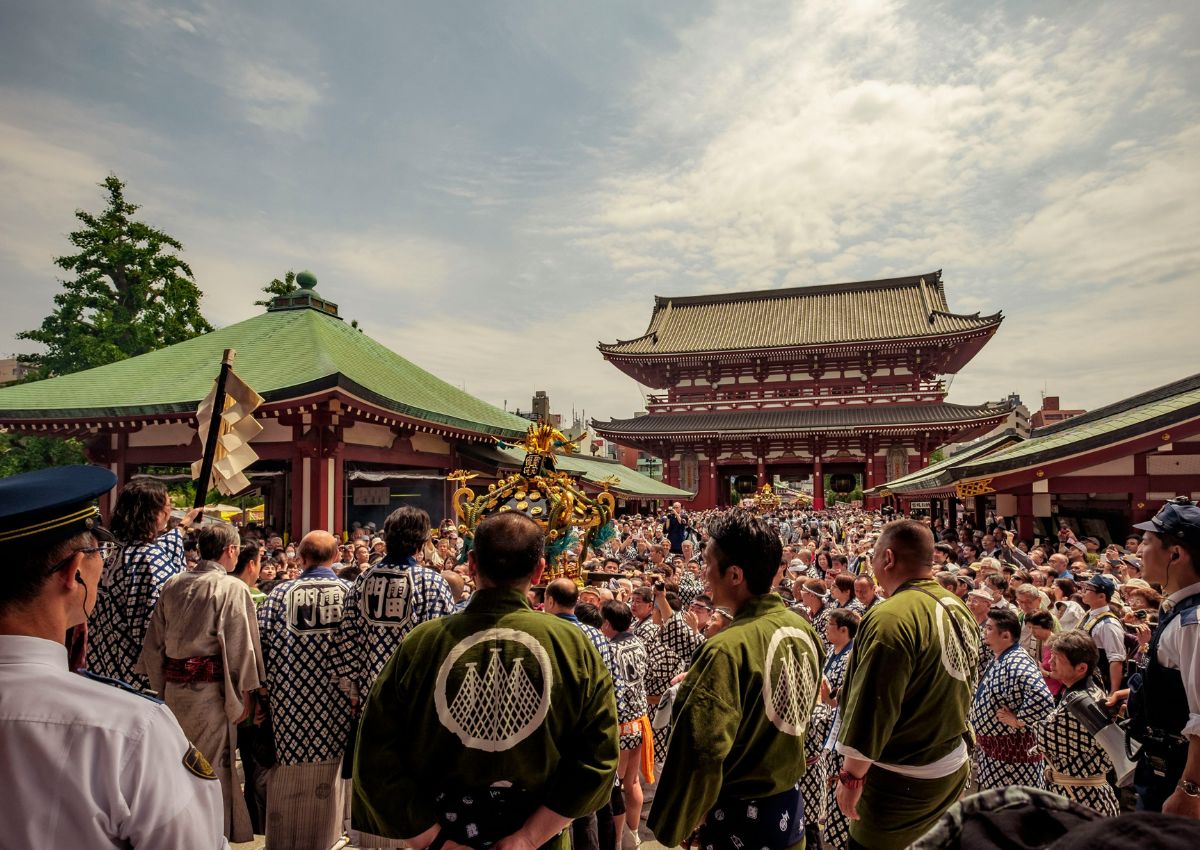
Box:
[257,530,353,850]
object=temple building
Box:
[593,271,1012,509]
[0,276,685,535]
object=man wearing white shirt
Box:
[1079,574,1127,700]
[1128,498,1200,817]
[0,465,227,849]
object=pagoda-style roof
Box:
[594,401,1012,440]
[0,294,530,440]
[458,443,693,501]
[867,430,1023,496]
[949,372,1200,481]
[871,372,1200,496]
[598,271,1002,359]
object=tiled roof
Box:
[458,444,693,499]
[868,431,1023,494]
[951,372,1200,476]
[599,271,1001,356]
[0,305,531,438]
[594,402,1012,437]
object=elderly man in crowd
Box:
[258,530,353,850]
[139,524,265,844]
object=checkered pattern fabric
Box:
[611,631,649,748]
[87,528,186,691]
[800,703,832,825]
[970,645,1054,790]
[677,572,703,606]
[333,558,455,698]
[258,572,353,765]
[1034,685,1121,816]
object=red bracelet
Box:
[837,771,866,789]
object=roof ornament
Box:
[449,421,616,584]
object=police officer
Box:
[0,465,229,848]
[1128,497,1200,817]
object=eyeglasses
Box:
[45,542,119,577]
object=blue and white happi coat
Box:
[970,643,1054,790]
[258,567,352,765]
[334,557,456,700]
[821,642,853,850]
[610,631,649,750]
[88,528,187,691]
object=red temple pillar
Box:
[813,454,825,510]
[756,456,767,488]
[1017,492,1034,542]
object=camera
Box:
[654,580,665,592]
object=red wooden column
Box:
[756,456,767,488]
[1017,492,1035,542]
[813,454,825,510]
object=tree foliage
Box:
[254,269,298,307]
[0,434,87,478]
[18,175,212,377]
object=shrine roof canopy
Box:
[594,400,1012,438]
[598,271,1002,358]
[459,443,693,500]
[867,430,1023,496]
[0,303,530,439]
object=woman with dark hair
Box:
[87,479,201,691]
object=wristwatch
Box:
[1179,778,1200,797]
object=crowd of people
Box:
[1,467,1198,850]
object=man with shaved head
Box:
[258,530,353,850]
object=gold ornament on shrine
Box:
[449,422,616,583]
[753,482,781,512]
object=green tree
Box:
[254,269,298,307]
[0,434,87,478]
[18,175,212,377]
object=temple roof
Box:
[870,372,1200,494]
[593,401,1012,439]
[950,372,1200,478]
[0,302,531,439]
[458,444,693,500]
[598,271,1002,357]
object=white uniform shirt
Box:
[1155,580,1200,737]
[0,635,228,849]
[1082,604,1126,662]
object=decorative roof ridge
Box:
[929,308,1004,324]
[595,399,1012,427]
[1031,371,1200,437]
[598,330,657,352]
[647,271,944,309]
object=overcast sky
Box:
[1,0,1197,422]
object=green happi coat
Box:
[648,594,825,847]
[837,578,979,849]
[352,587,619,850]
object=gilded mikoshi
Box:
[753,482,781,512]
[448,422,617,583]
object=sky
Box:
[1,0,1197,424]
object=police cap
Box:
[1132,497,1200,547]
[0,465,117,551]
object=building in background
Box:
[1030,395,1085,429]
[593,272,1011,509]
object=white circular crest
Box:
[434,628,553,751]
[935,596,974,682]
[761,626,820,737]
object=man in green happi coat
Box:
[835,519,979,849]
[352,512,619,850]
[648,509,824,850]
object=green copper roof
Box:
[0,306,530,438]
[868,431,1022,494]
[952,372,1200,476]
[460,443,693,500]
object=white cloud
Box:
[229,61,324,133]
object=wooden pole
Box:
[193,349,237,520]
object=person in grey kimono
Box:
[139,523,265,844]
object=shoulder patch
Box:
[78,670,165,704]
[182,744,218,780]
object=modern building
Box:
[593,271,1012,509]
[1030,395,1086,429]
